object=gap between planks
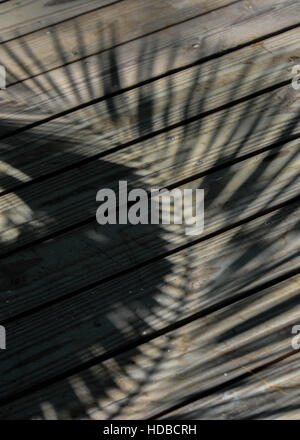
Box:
[1,0,299,136]
[0,272,299,419]
[0,26,299,196]
[0,126,299,319]
[1,0,236,85]
[161,350,300,420]
[0,201,299,405]
[0,0,122,43]
[0,81,299,256]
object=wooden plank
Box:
[1,272,299,419]
[0,137,299,318]
[0,199,299,403]
[0,83,299,254]
[1,0,299,134]
[164,352,300,420]
[1,26,299,185]
[0,0,118,43]
[1,0,234,84]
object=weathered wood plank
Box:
[0,84,299,254]
[164,352,300,420]
[1,27,299,187]
[0,0,117,43]
[1,272,299,419]
[0,137,299,319]
[1,0,299,135]
[0,198,299,404]
[1,0,234,84]
[0,0,298,422]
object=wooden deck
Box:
[0,0,299,420]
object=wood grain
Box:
[1,27,299,185]
[1,0,299,134]
[0,84,299,254]
[1,273,299,419]
[0,136,298,318]
[164,352,300,420]
[1,0,234,84]
[0,0,299,421]
[0,0,118,43]
[0,200,299,404]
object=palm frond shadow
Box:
[0,19,299,419]
[166,352,300,420]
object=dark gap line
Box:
[5,0,242,85]
[151,349,300,420]
[165,133,300,190]
[0,0,126,45]
[0,1,298,413]
[1,21,299,141]
[1,129,299,261]
[0,79,293,199]
[1,194,299,326]
[0,266,299,408]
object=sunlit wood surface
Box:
[0,0,299,420]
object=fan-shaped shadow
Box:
[0,16,299,420]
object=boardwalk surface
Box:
[0,0,299,420]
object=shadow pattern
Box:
[0,16,299,420]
